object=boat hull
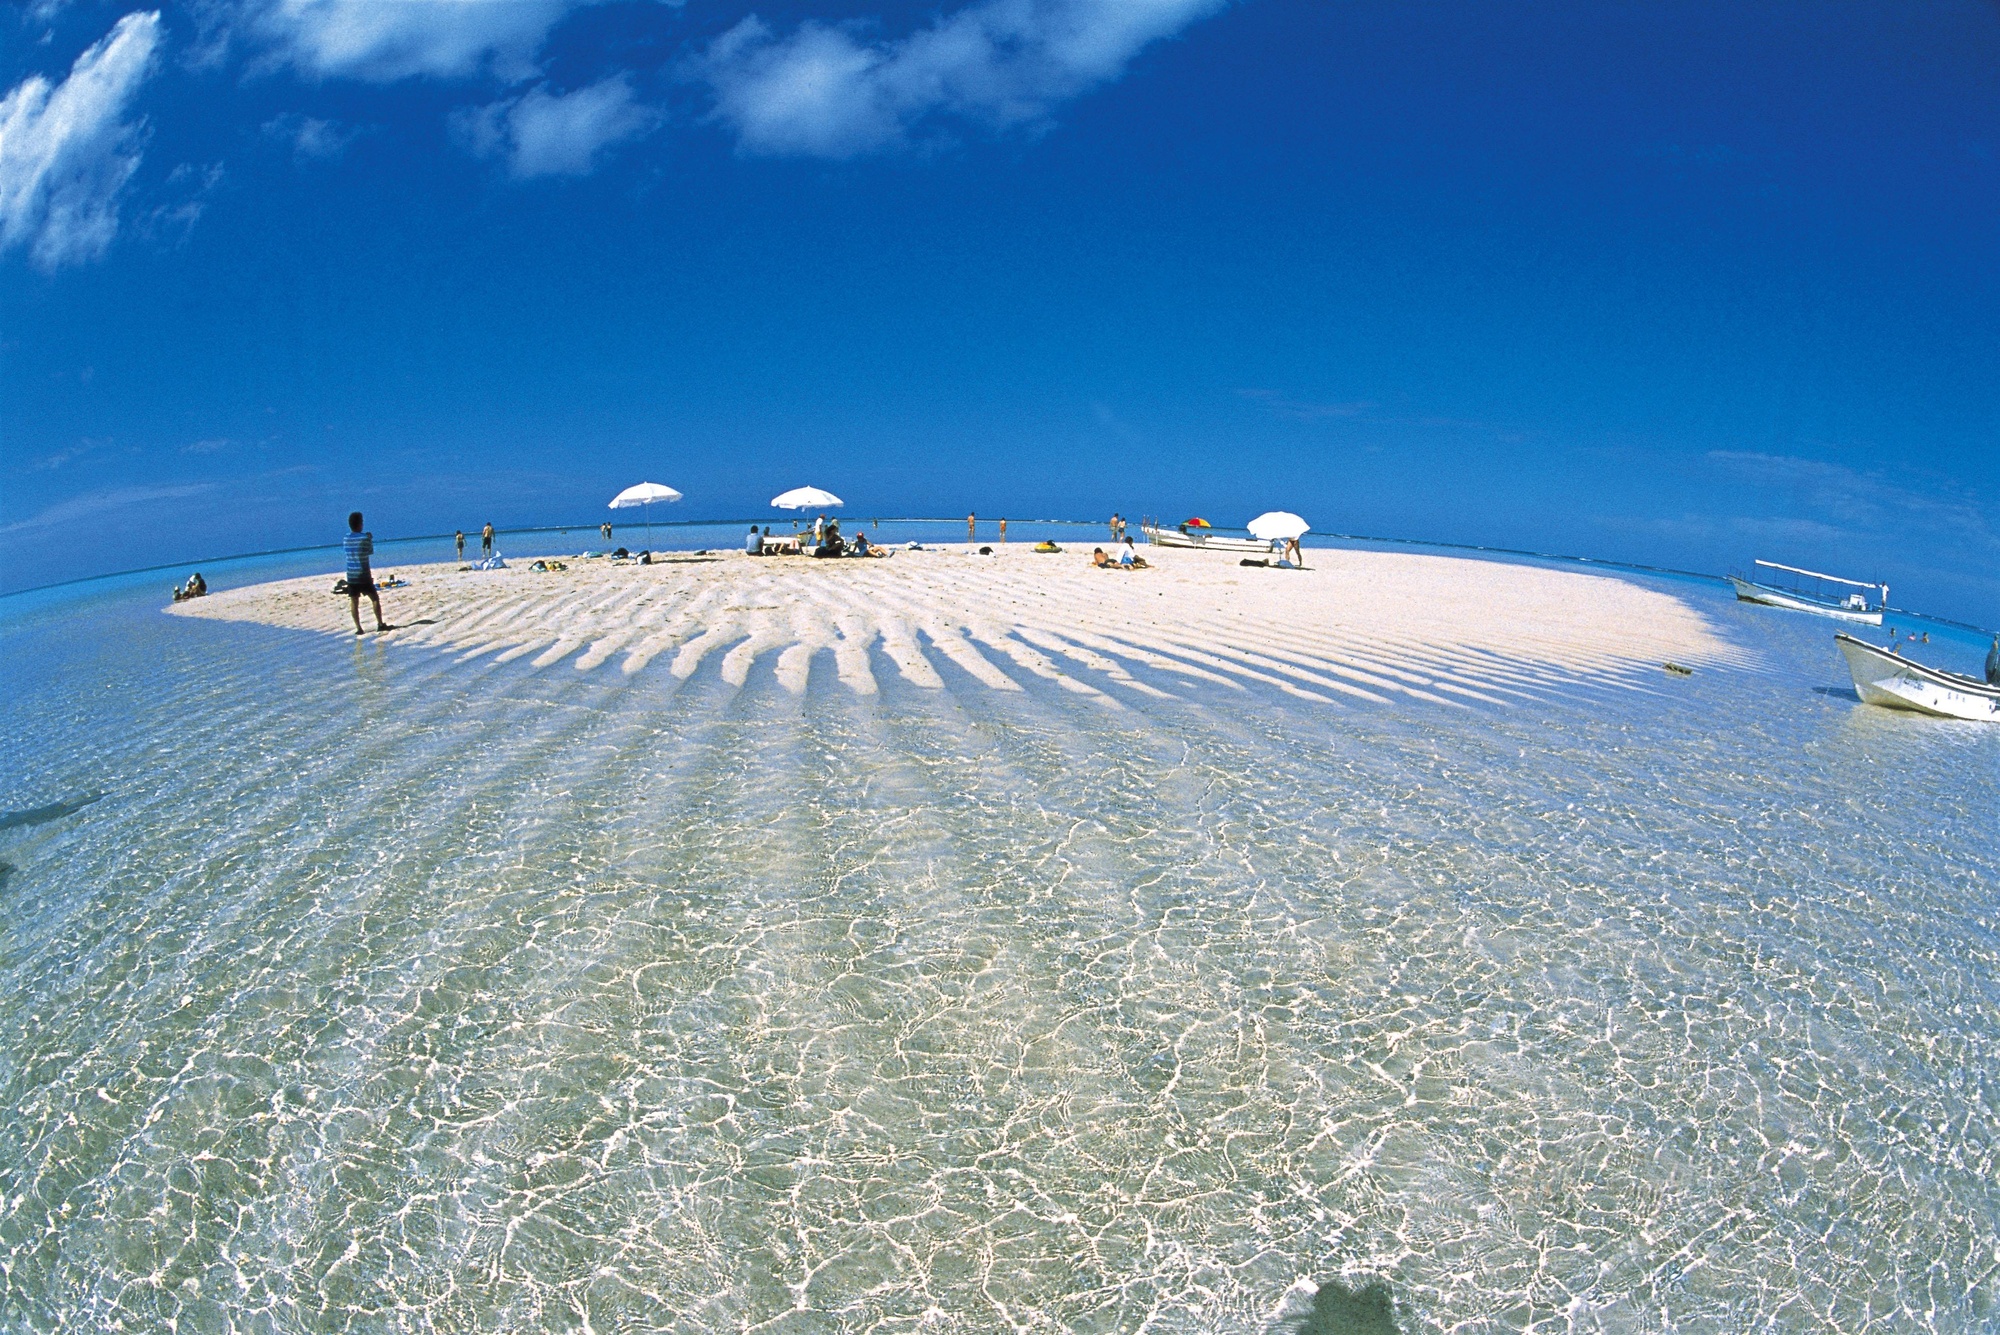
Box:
[1730,577,1881,624]
[1835,634,2000,722]
[1143,526,1275,554]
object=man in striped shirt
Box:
[344,511,391,635]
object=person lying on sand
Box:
[1092,547,1114,568]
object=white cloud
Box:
[0,482,215,536]
[1239,388,1374,422]
[1707,450,1998,547]
[0,11,162,269]
[699,0,1227,158]
[240,0,587,81]
[459,75,660,177]
[138,159,223,246]
[30,436,108,471]
[262,111,361,159]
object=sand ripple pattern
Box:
[10,564,1994,1334]
[169,547,1747,710]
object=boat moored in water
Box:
[1730,560,1886,624]
[1834,633,2000,721]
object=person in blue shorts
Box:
[344,511,391,635]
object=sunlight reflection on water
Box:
[1,570,1996,1333]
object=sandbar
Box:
[167,544,1744,709]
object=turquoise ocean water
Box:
[2,532,1996,1332]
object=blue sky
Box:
[3,0,1996,620]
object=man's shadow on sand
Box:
[0,791,103,832]
[1295,1280,1400,1335]
[0,790,106,892]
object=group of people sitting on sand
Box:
[1091,540,1150,570]
[745,519,887,559]
[171,572,208,601]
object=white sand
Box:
[166,545,1746,708]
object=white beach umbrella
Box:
[610,481,682,508]
[1246,511,1310,542]
[770,485,843,510]
[608,481,682,549]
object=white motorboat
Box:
[1730,560,1886,624]
[1835,633,2000,722]
[1141,521,1276,555]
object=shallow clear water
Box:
[2,557,1996,1333]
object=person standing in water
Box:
[454,529,465,562]
[999,518,1007,544]
[344,511,390,635]
[601,521,612,542]
[481,522,494,557]
[966,513,976,549]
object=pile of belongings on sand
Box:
[333,572,407,592]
